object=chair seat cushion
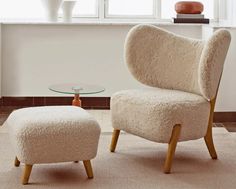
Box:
[5,106,101,164]
[111,88,210,143]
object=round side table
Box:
[49,83,105,107]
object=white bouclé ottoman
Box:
[4,106,101,184]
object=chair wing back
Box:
[125,25,231,100]
[199,29,231,100]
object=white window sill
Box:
[0,18,215,26]
[0,18,235,28]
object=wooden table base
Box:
[72,94,81,107]
[72,93,81,164]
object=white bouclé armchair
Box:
[110,25,231,173]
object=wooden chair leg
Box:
[22,164,33,185]
[83,160,93,179]
[110,129,120,152]
[164,124,181,174]
[14,157,20,167]
[204,129,217,159]
[204,98,218,160]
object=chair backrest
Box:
[125,25,231,100]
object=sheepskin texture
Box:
[111,88,210,143]
[5,106,101,164]
[125,24,231,100]
[199,29,231,99]
[112,25,231,143]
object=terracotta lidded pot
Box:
[175,1,204,14]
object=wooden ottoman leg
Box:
[83,160,93,179]
[14,157,20,167]
[22,164,33,185]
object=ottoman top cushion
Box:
[5,106,100,135]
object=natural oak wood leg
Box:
[164,124,181,174]
[204,130,217,159]
[204,98,218,159]
[110,129,120,152]
[14,157,20,167]
[72,94,81,107]
[83,160,93,179]
[22,164,33,185]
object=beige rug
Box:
[0,128,236,189]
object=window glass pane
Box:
[161,0,214,19]
[0,0,98,19]
[107,0,154,16]
[73,0,97,16]
[0,0,44,19]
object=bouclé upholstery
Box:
[124,25,231,100]
[5,106,101,164]
[112,88,210,143]
[112,25,231,143]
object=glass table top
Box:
[49,83,105,95]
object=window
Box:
[161,0,215,19]
[71,0,98,17]
[0,0,98,19]
[0,0,44,19]
[106,0,155,18]
[0,0,218,21]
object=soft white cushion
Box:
[5,106,101,164]
[111,88,210,143]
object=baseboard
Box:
[0,97,236,122]
[213,112,236,123]
[0,97,110,109]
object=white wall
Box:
[219,0,236,25]
[2,25,133,97]
[1,24,201,97]
[216,28,236,111]
[1,23,235,111]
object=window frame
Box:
[102,0,219,21]
[0,0,219,22]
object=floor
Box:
[0,106,236,133]
[1,107,236,188]
[0,127,236,189]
